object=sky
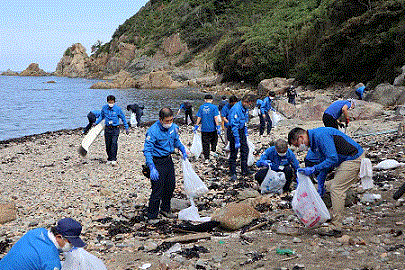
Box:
[0,0,149,72]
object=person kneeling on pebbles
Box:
[143,107,188,224]
[0,217,86,270]
[255,139,300,193]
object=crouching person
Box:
[143,108,188,224]
[0,217,86,270]
[255,139,300,193]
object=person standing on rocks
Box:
[218,95,228,113]
[355,83,366,100]
[193,94,221,161]
[255,139,300,193]
[255,98,264,135]
[322,99,355,130]
[288,127,365,233]
[260,91,276,136]
[143,107,188,223]
[221,95,238,148]
[176,101,194,125]
[287,85,297,105]
[83,110,101,134]
[95,95,129,166]
[228,94,256,181]
[127,103,144,127]
[0,217,86,270]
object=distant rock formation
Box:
[20,63,49,76]
[257,77,294,97]
[55,43,89,78]
[90,70,137,89]
[1,69,18,76]
[136,70,184,89]
[365,83,405,107]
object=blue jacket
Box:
[256,99,263,109]
[196,102,219,132]
[91,110,101,119]
[221,103,233,128]
[229,101,249,140]
[143,121,185,167]
[256,146,300,171]
[324,100,352,120]
[356,86,365,99]
[0,228,61,270]
[308,127,363,173]
[260,96,275,114]
[95,104,129,130]
[219,100,228,112]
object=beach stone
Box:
[0,203,17,224]
[211,201,261,230]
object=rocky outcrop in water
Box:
[1,69,18,76]
[55,43,89,78]
[19,63,49,76]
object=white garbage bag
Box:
[182,158,208,198]
[270,111,283,127]
[130,112,137,127]
[190,133,203,158]
[178,198,211,222]
[252,107,259,117]
[260,169,286,194]
[292,173,330,228]
[359,158,374,189]
[62,248,107,270]
[373,159,405,170]
[247,139,255,166]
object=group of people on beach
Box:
[0,84,365,269]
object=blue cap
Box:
[56,218,86,247]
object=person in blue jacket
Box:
[95,95,129,166]
[288,127,365,232]
[143,107,187,223]
[221,95,238,147]
[83,110,101,134]
[0,217,85,270]
[193,94,221,161]
[355,83,366,100]
[127,103,144,127]
[228,94,256,181]
[175,101,194,125]
[255,139,300,193]
[260,91,276,136]
[322,99,354,130]
[218,95,228,112]
[255,99,264,135]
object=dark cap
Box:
[56,218,86,247]
[204,94,213,100]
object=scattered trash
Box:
[179,245,209,259]
[139,263,152,269]
[178,198,211,222]
[276,248,295,255]
[361,193,381,203]
[373,159,405,170]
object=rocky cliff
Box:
[19,63,49,76]
[55,43,89,78]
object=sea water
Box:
[0,75,207,141]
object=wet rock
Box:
[211,202,261,230]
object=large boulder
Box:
[351,100,384,120]
[211,201,261,230]
[365,83,405,107]
[90,70,137,89]
[297,95,332,121]
[20,63,49,76]
[394,65,405,86]
[55,43,89,77]
[1,69,18,76]
[136,70,184,89]
[257,77,294,97]
[273,99,298,119]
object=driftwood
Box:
[164,232,211,243]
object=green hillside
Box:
[96,0,405,87]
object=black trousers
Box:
[254,164,294,192]
[322,113,338,129]
[288,97,296,105]
[229,127,248,175]
[83,112,96,134]
[104,126,120,161]
[260,113,272,135]
[201,131,218,160]
[185,110,194,125]
[148,156,175,219]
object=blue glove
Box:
[193,125,199,133]
[270,163,279,171]
[256,160,271,168]
[244,126,248,137]
[235,138,241,149]
[180,146,188,160]
[149,164,159,181]
[216,125,221,136]
[297,167,315,176]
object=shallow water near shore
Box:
[0,76,206,141]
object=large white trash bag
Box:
[62,248,107,270]
[292,173,330,228]
[271,111,283,127]
[182,158,208,198]
[252,107,259,117]
[190,133,203,158]
[374,159,405,170]
[359,158,374,189]
[247,139,255,166]
[178,198,211,222]
[260,169,286,194]
[130,112,137,127]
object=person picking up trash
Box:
[322,99,355,130]
[287,85,297,105]
[95,95,129,166]
[228,94,256,181]
[176,101,194,125]
[127,103,144,127]
[193,94,221,161]
[143,107,188,224]
[221,95,238,148]
[355,83,366,100]
[83,110,101,135]
[255,139,300,193]
[0,217,86,270]
[288,127,365,234]
[260,91,276,136]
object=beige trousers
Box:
[329,152,365,229]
